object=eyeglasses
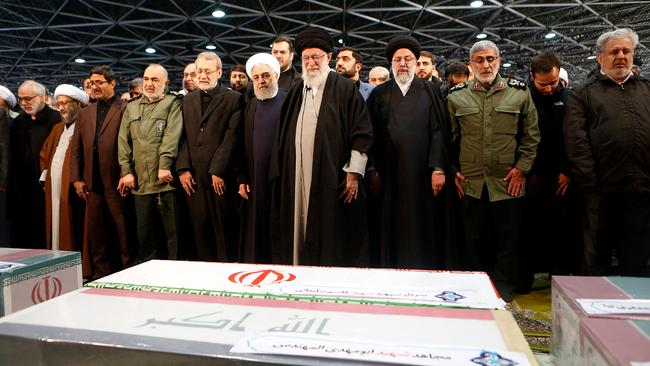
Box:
[472,56,499,64]
[392,56,416,64]
[88,79,109,87]
[196,69,219,76]
[56,100,77,108]
[301,54,327,62]
[18,95,40,102]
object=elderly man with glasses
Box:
[9,80,60,249]
[448,40,539,302]
[39,84,88,267]
[270,27,373,267]
[176,51,245,262]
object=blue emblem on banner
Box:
[470,350,517,366]
[435,290,465,302]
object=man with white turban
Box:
[237,53,285,263]
[39,84,88,259]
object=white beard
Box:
[392,64,416,86]
[254,84,278,100]
[303,63,330,90]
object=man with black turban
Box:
[365,34,450,269]
[270,26,373,266]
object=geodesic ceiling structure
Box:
[1,0,649,92]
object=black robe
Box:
[8,106,60,248]
[237,91,286,263]
[278,67,301,92]
[270,72,373,266]
[177,85,244,261]
[366,78,452,269]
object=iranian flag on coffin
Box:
[0,287,537,365]
[551,276,650,366]
[86,260,506,309]
[0,248,82,316]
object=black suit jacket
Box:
[177,85,244,188]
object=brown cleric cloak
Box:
[39,121,89,277]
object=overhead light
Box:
[74,58,86,64]
[470,1,484,7]
[545,32,556,39]
[587,55,597,60]
[212,9,225,18]
[503,62,512,68]
[206,44,217,50]
[145,47,156,54]
[476,33,488,39]
[338,38,344,44]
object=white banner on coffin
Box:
[231,333,531,366]
[576,299,650,316]
[0,289,513,355]
[90,260,505,309]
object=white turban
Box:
[54,84,89,106]
[246,53,281,80]
[0,85,16,108]
[559,67,569,86]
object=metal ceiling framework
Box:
[1,0,649,92]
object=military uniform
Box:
[118,92,183,261]
[448,74,539,301]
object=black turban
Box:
[295,27,334,56]
[386,35,421,61]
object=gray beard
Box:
[303,64,330,90]
[254,85,278,100]
[392,64,416,86]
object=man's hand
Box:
[0,185,5,192]
[339,172,360,203]
[504,168,526,197]
[431,171,445,197]
[179,171,196,196]
[239,184,251,200]
[367,169,382,194]
[212,175,226,196]
[158,169,174,183]
[117,173,136,197]
[73,181,89,201]
[556,173,571,196]
[454,172,466,199]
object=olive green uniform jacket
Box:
[118,92,183,195]
[448,74,540,202]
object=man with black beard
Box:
[237,53,286,263]
[335,46,374,101]
[366,35,449,269]
[519,51,582,291]
[270,27,373,266]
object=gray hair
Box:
[19,80,47,96]
[145,64,168,80]
[596,28,639,53]
[469,40,500,59]
[196,51,222,69]
[369,66,390,79]
[129,77,143,88]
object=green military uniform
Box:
[447,74,539,302]
[118,91,183,261]
[118,92,183,195]
[448,74,540,201]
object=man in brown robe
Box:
[40,84,89,274]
